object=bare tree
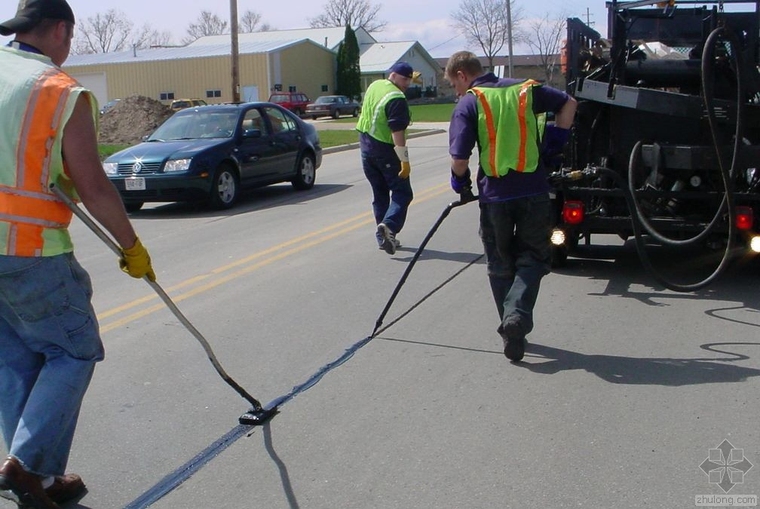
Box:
[70,9,175,54]
[451,0,523,69]
[525,13,566,87]
[309,0,386,33]
[239,10,263,33]
[72,9,133,54]
[147,30,175,48]
[183,11,229,44]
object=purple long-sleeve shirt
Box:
[449,73,571,203]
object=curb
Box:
[321,128,446,155]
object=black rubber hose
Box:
[627,139,727,247]
[614,26,745,292]
[595,166,733,291]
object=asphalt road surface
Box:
[2,130,759,508]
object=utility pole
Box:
[230,0,241,102]
[584,7,595,25]
[506,0,514,77]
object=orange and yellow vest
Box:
[467,80,542,177]
[0,46,96,257]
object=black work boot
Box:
[499,322,526,362]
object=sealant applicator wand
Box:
[50,183,277,426]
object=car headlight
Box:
[103,162,118,175]
[164,158,191,172]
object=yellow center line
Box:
[98,183,451,332]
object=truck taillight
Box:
[735,206,753,231]
[562,201,584,225]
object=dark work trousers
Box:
[361,151,413,244]
[479,193,552,338]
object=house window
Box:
[160,92,175,100]
[206,90,222,98]
[288,85,297,92]
[321,85,328,92]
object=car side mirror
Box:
[243,128,262,139]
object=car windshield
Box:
[316,97,338,104]
[148,110,239,141]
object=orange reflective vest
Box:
[0,46,94,257]
[467,80,542,177]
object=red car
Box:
[268,92,310,116]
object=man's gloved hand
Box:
[542,125,571,168]
[394,146,411,179]
[451,167,472,194]
[119,237,156,281]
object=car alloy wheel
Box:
[209,164,239,209]
[292,154,315,190]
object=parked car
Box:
[102,102,322,211]
[267,92,310,116]
[170,98,208,111]
[305,95,361,119]
[100,98,120,115]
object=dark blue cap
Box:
[388,61,414,78]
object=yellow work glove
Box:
[119,237,156,281]
[394,145,411,179]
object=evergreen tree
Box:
[336,25,362,100]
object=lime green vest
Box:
[0,46,96,256]
[467,81,542,177]
[356,79,406,144]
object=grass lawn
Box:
[333,102,455,123]
[319,102,453,147]
[99,144,130,160]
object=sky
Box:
[0,0,609,59]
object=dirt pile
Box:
[98,95,173,145]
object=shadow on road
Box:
[553,240,760,314]
[519,342,760,386]
[127,183,352,219]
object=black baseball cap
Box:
[0,0,75,36]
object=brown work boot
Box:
[0,457,60,509]
[45,473,85,504]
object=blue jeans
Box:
[0,253,104,476]
[361,151,413,243]
[479,194,551,337]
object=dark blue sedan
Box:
[103,102,322,211]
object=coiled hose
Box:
[621,25,745,291]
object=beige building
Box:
[64,27,442,108]
[64,38,336,108]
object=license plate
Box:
[124,177,145,191]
